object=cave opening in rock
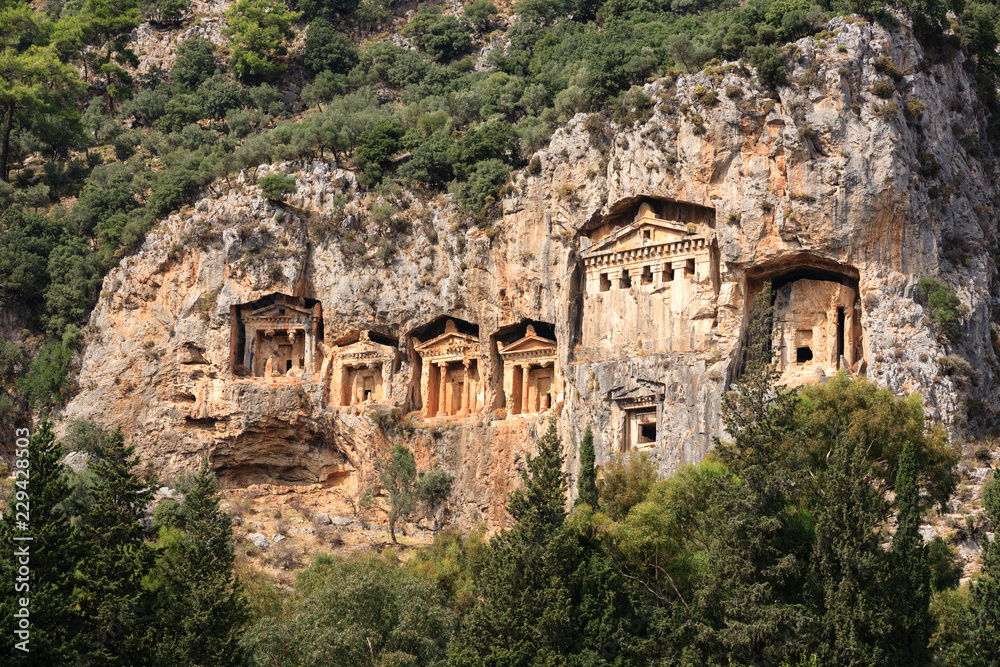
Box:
[796,346,813,363]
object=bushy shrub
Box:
[918,277,966,340]
[171,37,218,89]
[258,172,297,201]
[19,342,73,406]
[870,81,897,99]
[402,6,472,63]
[458,159,509,216]
[152,498,183,529]
[748,44,786,89]
[304,19,360,74]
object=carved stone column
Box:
[437,362,449,417]
[461,359,472,415]
[521,364,531,414]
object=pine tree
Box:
[147,460,247,666]
[507,416,567,531]
[576,425,598,509]
[889,440,931,663]
[970,473,1000,661]
[0,420,85,662]
[75,427,156,665]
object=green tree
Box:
[0,19,85,181]
[576,424,598,509]
[450,419,641,665]
[811,437,893,665]
[171,36,218,89]
[303,18,359,74]
[368,444,417,544]
[75,427,156,665]
[402,5,472,62]
[748,43,786,90]
[970,473,1000,661]
[257,172,297,202]
[0,420,85,662]
[145,460,246,665]
[224,0,301,80]
[889,440,932,663]
[507,416,566,530]
[691,282,812,663]
[242,552,456,666]
[597,450,657,520]
[18,342,73,407]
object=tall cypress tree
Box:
[970,473,1000,661]
[450,416,639,665]
[688,283,812,664]
[0,420,84,662]
[507,416,567,531]
[576,425,598,509]
[811,437,893,665]
[75,427,156,666]
[147,460,247,666]
[889,440,931,663]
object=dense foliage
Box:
[0,421,245,664]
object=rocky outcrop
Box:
[63,15,999,528]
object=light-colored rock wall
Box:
[63,15,999,527]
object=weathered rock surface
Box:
[62,16,999,528]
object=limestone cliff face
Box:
[63,16,999,527]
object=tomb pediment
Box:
[335,330,396,365]
[414,331,479,361]
[583,220,691,258]
[497,327,557,363]
[608,380,665,408]
[243,303,315,330]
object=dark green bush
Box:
[304,19,360,74]
[917,277,965,340]
[748,44,786,89]
[171,37,219,89]
[152,498,184,529]
[458,158,509,216]
[399,130,458,188]
[19,342,73,406]
[402,6,472,63]
[258,172,298,201]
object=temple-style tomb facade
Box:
[414,319,483,418]
[579,198,718,356]
[327,330,398,406]
[230,294,323,380]
[498,325,559,416]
